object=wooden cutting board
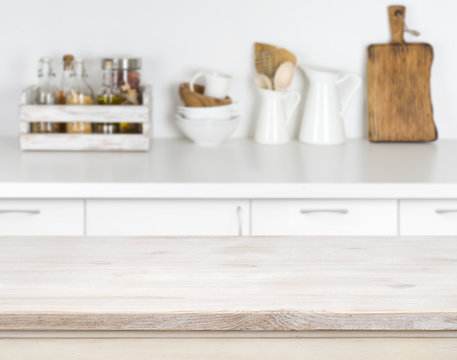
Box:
[367,6,437,142]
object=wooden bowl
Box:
[179,83,232,107]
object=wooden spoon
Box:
[273,61,295,91]
[254,74,273,90]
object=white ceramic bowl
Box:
[175,114,240,146]
[177,103,239,120]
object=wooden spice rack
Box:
[19,85,152,151]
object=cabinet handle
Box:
[435,209,457,214]
[0,209,41,215]
[237,206,243,236]
[300,209,349,215]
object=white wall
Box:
[1,0,456,139]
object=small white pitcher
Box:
[299,66,362,145]
[254,88,301,145]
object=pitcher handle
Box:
[336,73,362,116]
[282,90,301,124]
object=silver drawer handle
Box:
[0,209,41,215]
[436,209,457,214]
[300,209,349,215]
[237,206,243,236]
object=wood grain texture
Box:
[367,6,437,142]
[20,134,149,151]
[389,5,405,44]
[19,105,149,123]
[0,237,457,331]
[3,337,457,360]
[179,83,232,107]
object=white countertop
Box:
[1,236,456,331]
[0,137,456,198]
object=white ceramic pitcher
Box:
[299,66,362,145]
[254,88,301,145]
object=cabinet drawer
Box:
[86,200,249,236]
[252,200,397,236]
[400,200,457,236]
[0,200,84,236]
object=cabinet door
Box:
[252,200,397,236]
[86,200,249,236]
[0,199,84,236]
[400,200,457,236]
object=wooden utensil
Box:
[254,74,273,90]
[254,43,297,79]
[367,6,437,142]
[273,61,295,91]
[277,48,297,67]
[254,43,277,63]
[255,49,278,79]
[179,83,232,107]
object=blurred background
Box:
[1,0,455,138]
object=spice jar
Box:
[117,58,141,105]
[32,58,63,133]
[98,58,122,105]
[116,58,142,133]
[66,59,93,133]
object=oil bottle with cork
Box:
[31,57,62,133]
[58,54,74,105]
[66,59,94,133]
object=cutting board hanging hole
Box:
[396,13,421,37]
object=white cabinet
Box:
[86,200,249,236]
[4,198,457,237]
[400,200,457,236]
[251,200,398,236]
[0,200,84,236]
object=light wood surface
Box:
[1,236,457,331]
[367,6,437,142]
[20,134,150,151]
[3,337,457,360]
[19,105,149,123]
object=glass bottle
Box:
[94,58,121,134]
[66,59,93,133]
[32,58,61,133]
[58,54,74,105]
[118,58,142,133]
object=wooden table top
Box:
[1,236,456,331]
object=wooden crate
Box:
[19,85,152,151]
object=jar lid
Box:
[116,58,142,70]
[101,58,141,70]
